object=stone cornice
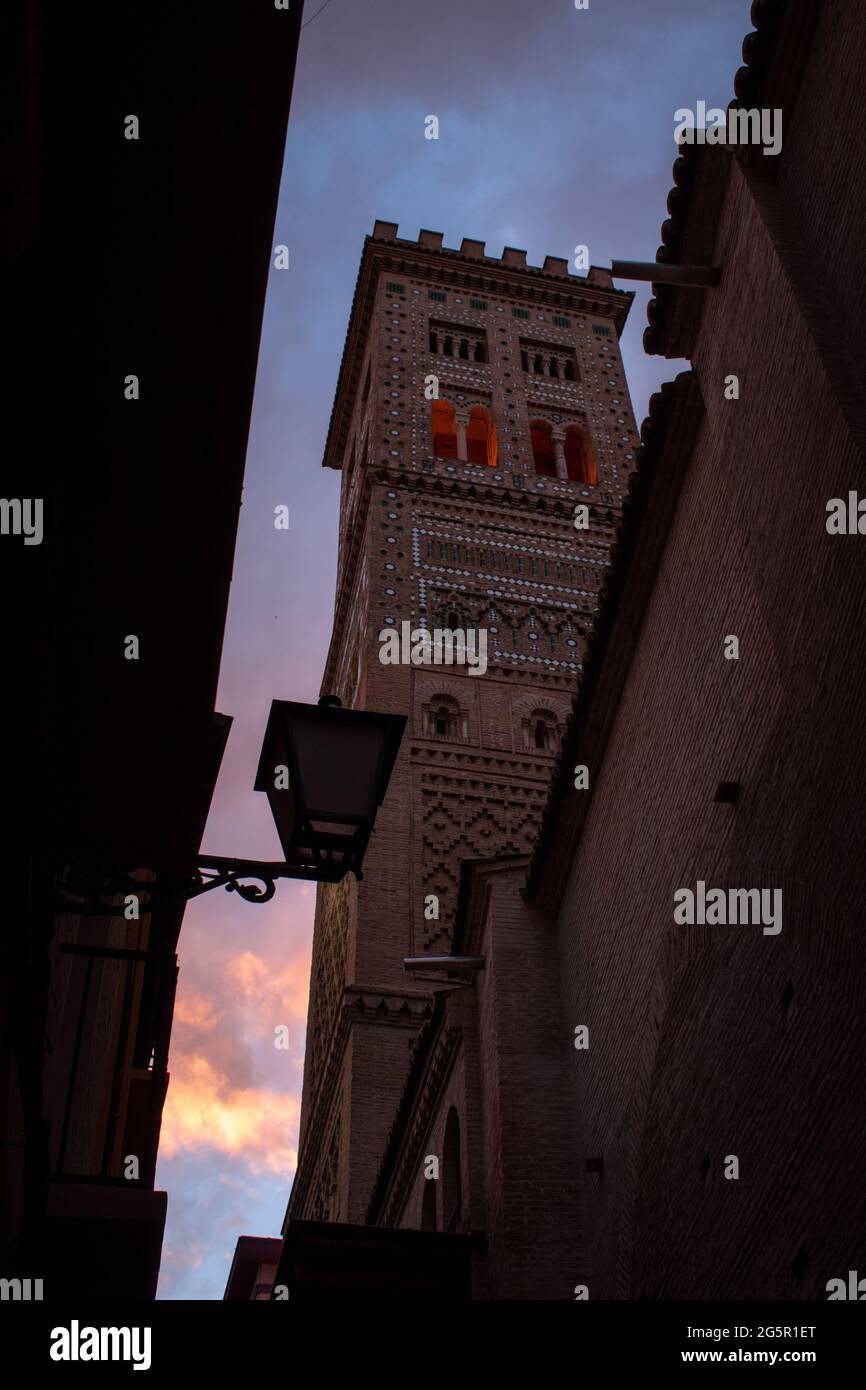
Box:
[345,985,432,1028]
[418,774,552,804]
[410,746,561,783]
[379,464,623,517]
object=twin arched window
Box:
[431,400,498,468]
[432,400,459,460]
[466,407,493,466]
[529,419,598,484]
[530,420,557,477]
[564,426,598,485]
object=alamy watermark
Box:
[0,498,43,546]
[0,1276,43,1300]
[826,1270,866,1299]
[674,880,782,935]
[378,621,488,676]
[49,1320,151,1370]
[674,101,782,157]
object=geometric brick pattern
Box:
[290,225,639,1224]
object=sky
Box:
[155,0,750,1299]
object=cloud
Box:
[228,947,311,1022]
[173,986,224,1033]
[156,1147,290,1299]
[160,1052,299,1175]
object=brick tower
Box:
[287,223,637,1226]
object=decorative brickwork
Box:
[288,227,637,1226]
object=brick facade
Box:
[287,229,638,1226]
[357,0,866,1301]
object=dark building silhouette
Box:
[224,1237,284,1301]
[252,0,866,1300]
[4,1,303,1299]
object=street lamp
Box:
[254,695,406,884]
[56,696,406,913]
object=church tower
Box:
[287,223,637,1226]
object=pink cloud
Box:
[173,986,224,1033]
[161,1052,299,1175]
[227,946,311,1023]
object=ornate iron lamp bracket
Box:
[54,856,323,916]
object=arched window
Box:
[425,693,464,741]
[564,425,598,485]
[421,1178,437,1232]
[431,400,458,460]
[474,340,487,363]
[564,359,576,381]
[530,419,556,477]
[442,1108,462,1232]
[429,329,438,353]
[549,356,559,378]
[534,353,544,374]
[466,405,498,468]
[525,707,558,752]
[443,336,453,356]
[459,338,469,360]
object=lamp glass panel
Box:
[291,713,388,821]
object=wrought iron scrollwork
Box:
[55,857,296,915]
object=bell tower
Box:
[286,223,637,1226]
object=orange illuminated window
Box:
[431,400,458,459]
[564,426,598,485]
[530,419,556,476]
[467,405,497,467]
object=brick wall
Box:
[477,868,585,1298]
[549,145,866,1297]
